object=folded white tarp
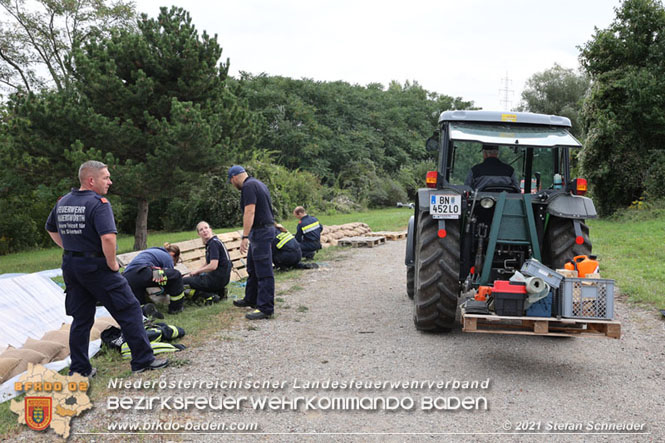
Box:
[0,273,107,403]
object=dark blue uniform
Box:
[295,214,322,259]
[182,236,232,296]
[272,228,302,269]
[123,247,184,311]
[241,177,275,315]
[46,189,154,374]
[464,157,519,189]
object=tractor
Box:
[405,110,596,331]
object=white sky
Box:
[135,0,622,110]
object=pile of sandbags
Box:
[0,317,119,383]
[320,223,372,247]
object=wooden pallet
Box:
[367,231,407,240]
[338,236,386,248]
[461,309,621,339]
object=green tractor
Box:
[405,110,596,331]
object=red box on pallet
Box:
[492,280,527,316]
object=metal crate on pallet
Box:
[561,278,615,320]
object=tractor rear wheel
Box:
[543,217,592,269]
[406,266,415,299]
[413,211,459,331]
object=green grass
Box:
[588,216,665,309]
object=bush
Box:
[367,176,407,208]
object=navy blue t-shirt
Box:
[206,237,231,270]
[123,247,173,273]
[45,189,117,253]
[240,177,274,229]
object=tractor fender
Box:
[405,216,415,266]
[547,194,597,219]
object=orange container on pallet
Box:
[564,255,599,278]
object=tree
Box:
[579,0,665,214]
[68,6,258,249]
[517,63,590,138]
[0,0,135,94]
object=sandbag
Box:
[40,330,70,360]
[0,357,20,383]
[21,338,65,363]
[1,347,49,379]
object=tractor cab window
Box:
[446,122,580,191]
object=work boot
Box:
[233,299,255,308]
[133,358,169,374]
[69,367,97,378]
[168,305,184,315]
[246,309,272,320]
[142,303,164,320]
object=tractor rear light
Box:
[438,229,447,238]
[576,236,584,245]
[426,171,438,188]
[570,178,588,196]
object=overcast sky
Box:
[135,0,622,110]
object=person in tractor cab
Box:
[464,145,520,191]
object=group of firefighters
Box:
[46,162,322,375]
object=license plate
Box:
[430,193,461,219]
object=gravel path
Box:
[17,239,665,441]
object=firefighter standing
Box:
[229,165,275,320]
[45,160,168,375]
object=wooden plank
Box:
[338,236,386,248]
[217,231,242,242]
[367,231,407,240]
[461,309,620,339]
[173,238,204,252]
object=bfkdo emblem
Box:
[25,397,52,431]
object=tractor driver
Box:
[464,145,520,191]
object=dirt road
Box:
[67,239,665,441]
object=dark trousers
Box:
[300,242,320,259]
[183,262,231,296]
[123,266,184,310]
[244,227,274,315]
[273,248,301,268]
[62,255,154,373]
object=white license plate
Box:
[430,193,461,219]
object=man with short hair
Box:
[293,206,322,259]
[464,145,519,190]
[228,165,275,320]
[46,160,168,375]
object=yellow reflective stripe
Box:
[169,325,180,338]
[276,232,294,249]
[170,291,185,301]
[302,221,320,233]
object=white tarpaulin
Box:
[0,273,106,403]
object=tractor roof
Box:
[439,110,572,128]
